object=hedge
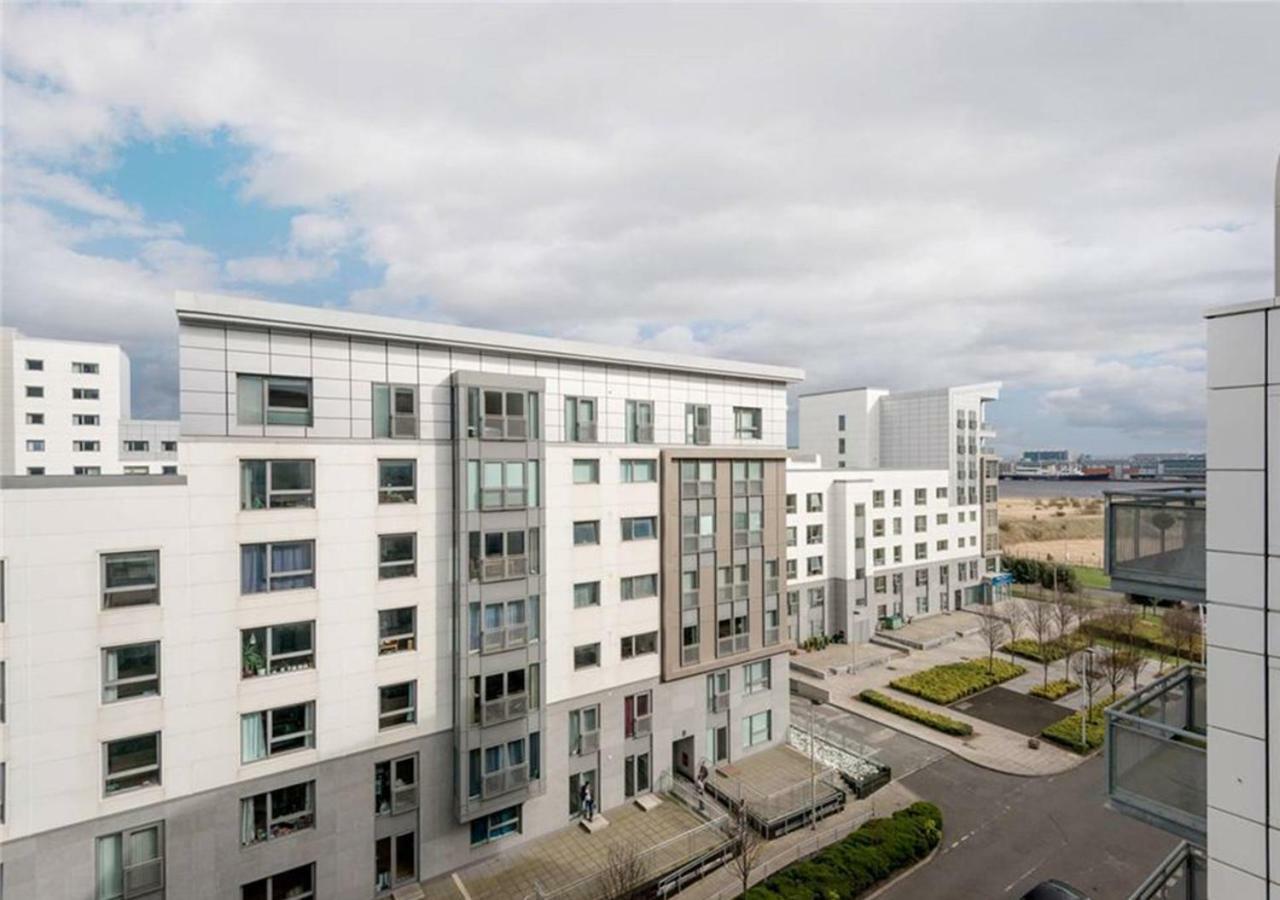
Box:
[890,659,1026,705]
[1003,555,1080,593]
[859,690,973,736]
[1041,694,1122,753]
[1080,620,1202,663]
[1002,633,1089,664]
[746,801,943,900]
[1029,679,1080,701]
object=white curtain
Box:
[241,713,267,762]
[240,798,256,845]
[97,835,122,900]
[104,651,120,702]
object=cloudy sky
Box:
[4,4,1278,455]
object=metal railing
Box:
[1128,841,1206,900]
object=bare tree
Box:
[977,611,1008,675]
[1024,599,1056,685]
[1096,647,1130,699]
[600,842,649,900]
[1163,606,1201,665]
[1051,593,1081,681]
[1072,651,1106,716]
[1005,602,1026,665]
[1110,603,1141,653]
[729,802,764,898]
[1126,647,1149,691]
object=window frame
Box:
[684,403,712,445]
[572,520,600,546]
[242,702,316,763]
[620,458,657,482]
[236,374,314,427]
[241,864,315,900]
[573,642,601,670]
[102,642,161,703]
[241,621,316,679]
[620,572,658,601]
[621,515,657,541]
[378,533,417,579]
[733,406,763,439]
[375,753,419,817]
[564,395,598,442]
[620,631,657,660]
[240,780,316,847]
[101,550,160,608]
[744,659,772,694]
[103,732,161,796]
[378,607,417,655]
[241,540,316,594]
[240,459,316,510]
[372,382,418,439]
[378,458,417,504]
[96,821,164,900]
[573,581,601,609]
[378,681,417,730]
[625,399,655,443]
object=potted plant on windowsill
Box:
[242,640,266,678]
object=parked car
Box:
[1020,880,1091,900]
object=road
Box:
[791,699,1178,900]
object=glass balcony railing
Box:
[1106,665,1206,846]
[1105,488,1205,603]
[1127,841,1206,900]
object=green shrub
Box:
[890,659,1025,705]
[1002,633,1088,663]
[1003,555,1080,593]
[1029,679,1080,701]
[1081,620,1202,663]
[746,801,943,900]
[1041,694,1122,753]
[859,690,973,736]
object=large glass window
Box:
[568,706,600,755]
[573,581,600,608]
[242,702,315,762]
[379,682,417,730]
[621,516,657,541]
[620,631,657,659]
[104,733,161,795]
[241,541,315,593]
[469,388,537,440]
[241,864,314,900]
[96,822,163,900]
[744,659,772,694]
[733,406,762,439]
[469,528,538,582]
[102,550,160,608]
[240,782,315,846]
[572,459,599,484]
[620,458,657,482]
[241,622,315,678]
[378,459,416,504]
[375,754,418,816]
[470,805,521,845]
[625,399,655,443]
[573,520,600,546]
[469,459,538,510]
[378,533,416,579]
[620,573,658,600]
[373,383,418,438]
[240,460,314,509]
[685,403,711,444]
[103,643,160,702]
[237,375,313,427]
[624,691,653,739]
[573,643,601,670]
[743,711,772,748]
[564,396,597,442]
[378,607,416,655]
[375,829,417,893]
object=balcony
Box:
[1106,665,1206,845]
[1127,841,1206,900]
[1105,488,1205,603]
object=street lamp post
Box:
[1081,647,1096,750]
[809,699,818,830]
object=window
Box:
[743,711,772,748]
[937,540,949,551]
[872,490,884,508]
[472,596,537,652]
[123,440,150,452]
[378,533,416,579]
[914,488,927,505]
[838,437,846,454]
[837,414,846,431]
[624,691,653,739]
[236,375,311,427]
[161,465,177,475]
[469,528,538,582]
[126,462,150,473]
[103,643,160,702]
[573,643,601,670]
[24,358,42,370]
[24,439,44,452]
[372,383,417,438]
[936,486,948,499]
[893,518,902,536]
[873,548,885,565]
[785,493,797,513]
[75,466,102,475]
[97,822,164,900]
[573,520,600,546]
[625,750,652,798]
[786,559,798,579]
[914,515,927,533]
[914,569,929,587]
[626,399,654,443]
[733,406,762,439]
[893,545,903,563]
[74,440,101,452]
[620,631,657,659]
[104,733,161,795]
[73,361,100,373]
[241,540,315,593]
[26,466,44,475]
[915,542,928,561]
[74,387,101,400]
[102,551,160,608]
[786,526,797,547]
[241,702,315,762]
[620,573,658,600]
[572,458,599,484]
[569,706,600,754]
[240,782,315,846]
[25,412,44,424]
[241,622,315,678]
[806,524,823,545]
[376,754,419,816]
[806,492,823,512]
[685,403,711,444]
[378,459,416,503]
[162,441,177,452]
[891,489,901,506]
[379,681,417,730]
[807,556,824,576]
[74,413,98,425]
[573,581,600,608]
[744,659,771,694]
[937,513,949,525]
[621,516,657,541]
[564,396,597,442]
[241,460,315,509]
[241,864,314,900]
[375,829,418,892]
[620,458,656,482]
[378,607,416,654]
[25,385,43,397]
[471,806,522,846]
[874,576,887,593]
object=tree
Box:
[600,842,649,900]
[1126,646,1149,691]
[1073,651,1105,715]
[1023,599,1056,686]
[729,801,764,898]
[1005,602,1026,665]
[1051,593,1081,680]
[1163,606,1201,664]
[977,611,1008,675]
[1097,647,1129,699]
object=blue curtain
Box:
[241,546,266,594]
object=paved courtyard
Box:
[707,744,844,825]
[951,686,1075,736]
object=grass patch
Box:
[1082,616,1202,662]
[1041,695,1122,754]
[1002,633,1089,663]
[859,690,973,736]
[1072,566,1111,590]
[890,658,1026,705]
[746,801,942,900]
[1029,679,1080,701]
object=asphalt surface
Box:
[951,686,1075,736]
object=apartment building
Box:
[0,291,802,899]
[0,327,178,476]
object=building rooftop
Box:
[176,291,805,384]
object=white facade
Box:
[0,327,178,476]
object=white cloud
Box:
[4,3,1279,448]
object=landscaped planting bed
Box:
[1082,618,1202,662]
[889,659,1026,705]
[745,801,943,900]
[859,690,973,736]
[1029,679,1080,701]
[1041,695,1121,753]
[1001,633,1089,664]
